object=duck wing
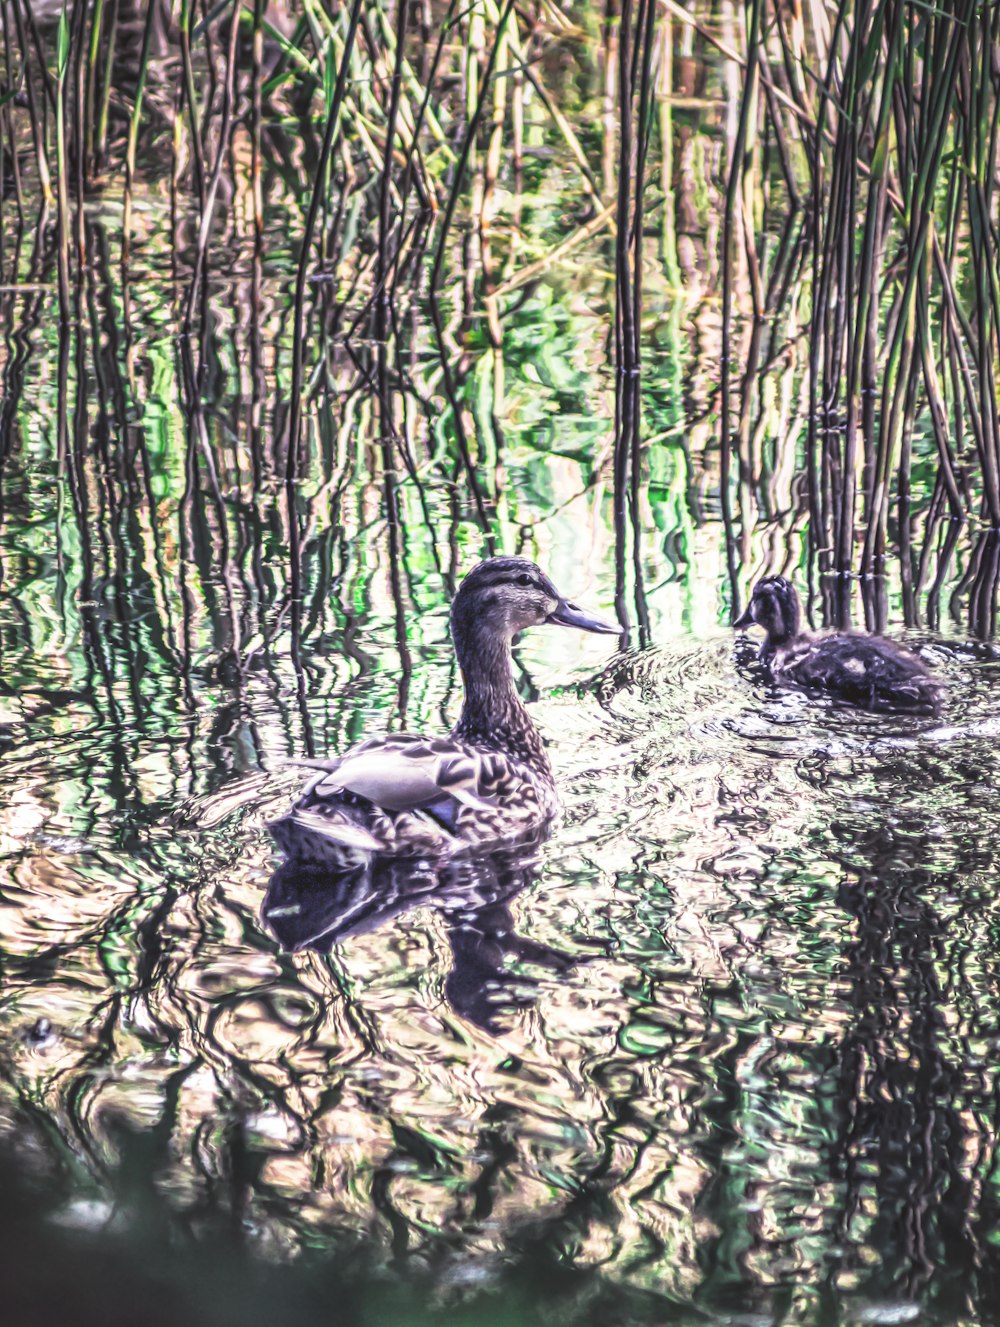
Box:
[295,734,501,814]
[281,735,531,861]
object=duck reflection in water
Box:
[264,820,574,1034]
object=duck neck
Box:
[762,597,801,657]
[451,621,553,777]
[760,628,793,662]
[759,636,781,663]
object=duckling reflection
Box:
[263,821,574,1034]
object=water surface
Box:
[3,12,1000,1327]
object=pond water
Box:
[4,10,1000,1327]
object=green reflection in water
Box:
[2,12,1000,1327]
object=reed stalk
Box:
[54,3,71,319]
[94,0,119,170]
[82,0,105,179]
[722,0,1000,610]
[0,1,25,230]
[121,1,158,268]
[721,0,764,614]
[287,0,368,486]
[184,0,242,332]
[11,0,53,209]
[426,0,515,541]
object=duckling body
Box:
[734,576,944,713]
[278,558,618,861]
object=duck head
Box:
[733,575,802,649]
[451,557,619,643]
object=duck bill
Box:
[733,604,754,629]
[547,599,621,635]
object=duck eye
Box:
[515,573,533,587]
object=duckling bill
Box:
[276,557,619,861]
[734,575,944,713]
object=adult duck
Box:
[734,575,944,713]
[275,558,619,860]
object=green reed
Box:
[53,3,70,318]
[725,0,1000,598]
[2,0,998,635]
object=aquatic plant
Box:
[1,0,1000,634]
[720,0,1000,625]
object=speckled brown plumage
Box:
[279,558,618,860]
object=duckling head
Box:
[733,575,801,648]
[452,558,619,644]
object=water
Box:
[6,472,1000,1325]
[5,14,1000,1327]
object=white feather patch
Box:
[291,809,381,852]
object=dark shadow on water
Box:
[264,822,576,1034]
[0,1140,684,1327]
[825,817,999,1322]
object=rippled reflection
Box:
[264,825,573,1033]
[8,605,1000,1322]
[4,19,1000,1327]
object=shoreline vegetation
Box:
[3,8,1000,1324]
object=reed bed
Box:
[721,0,1000,625]
[1,1,999,634]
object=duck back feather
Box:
[775,631,944,713]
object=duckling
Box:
[733,575,944,713]
[275,558,619,860]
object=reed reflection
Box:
[264,823,574,1035]
[826,815,998,1320]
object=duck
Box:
[273,557,619,861]
[733,575,944,713]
